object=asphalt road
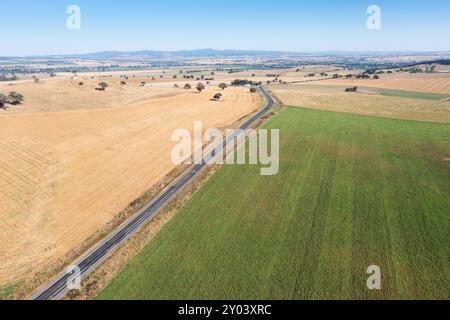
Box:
[31,86,275,300]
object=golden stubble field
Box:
[0,77,262,286]
[320,73,450,94]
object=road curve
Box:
[31,87,276,300]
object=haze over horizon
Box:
[1,0,449,56]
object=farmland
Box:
[321,74,450,94]
[98,107,450,300]
[0,77,262,287]
[1,59,449,299]
[376,89,450,101]
[270,83,450,123]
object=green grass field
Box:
[98,107,450,300]
[375,88,450,100]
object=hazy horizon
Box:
[3,48,450,59]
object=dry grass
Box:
[320,74,450,94]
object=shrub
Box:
[7,91,24,105]
[97,82,109,91]
[196,83,205,92]
[212,93,223,101]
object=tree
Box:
[212,93,223,101]
[120,81,127,85]
[249,87,257,93]
[97,82,109,91]
[218,83,228,90]
[0,94,7,109]
[174,84,179,88]
[139,81,146,87]
[196,83,205,93]
[184,83,192,89]
[7,91,24,105]
[78,81,84,86]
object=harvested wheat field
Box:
[0,80,262,286]
[320,74,450,94]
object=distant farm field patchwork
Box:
[98,107,450,300]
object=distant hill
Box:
[57,49,300,59]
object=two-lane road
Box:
[32,87,276,300]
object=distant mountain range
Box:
[31,49,450,60]
[55,49,302,59]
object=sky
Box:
[0,0,449,56]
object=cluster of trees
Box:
[0,91,24,110]
[267,79,287,85]
[183,83,206,91]
[0,74,19,82]
[345,87,358,92]
[342,73,379,80]
[181,74,215,81]
[398,66,436,74]
[230,79,263,86]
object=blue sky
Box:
[1,0,449,56]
